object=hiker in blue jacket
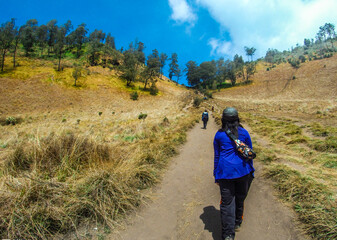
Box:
[213,107,255,240]
[202,109,209,129]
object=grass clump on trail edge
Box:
[263,164,336,240]
[0,112,199,239]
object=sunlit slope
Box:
[217,55,337,101]
[0,61,190,117]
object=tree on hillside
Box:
[215,58,225,85]
[265,48,283,64]
[20,19,38,56]
[105,33,115,50]
[199,60,216,88]
[0,18,15,72]
[169,52,179,82]
[136,41,146,64]
[160,53,168,77]
[245,62,256,81]
[54,26,66,71]
[244,46,256,61]
[88,29,105,66]
[316,23,336,49]
[223,60,236,86]
[54,20,73,71]
[70,23,88,58]
[185,60,200,87]
[143,49,161,89]
[233,54,245,80]
[36,24,48,56]
[101,33,116,68]
[304,38,311,49]
[46,19,58,56]
[12,25,20,68]
[122,50,139,86]
[324,23,336,48]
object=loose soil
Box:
[110,117,310,240]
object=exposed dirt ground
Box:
[110,117,310,240]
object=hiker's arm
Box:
[213,134,220,182]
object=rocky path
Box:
[110,117,310,240]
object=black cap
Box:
[222,107,239,121]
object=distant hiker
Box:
[202,109,209,129]
[213,107,255,240]
[212,106,214,111]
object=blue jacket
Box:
[213,127,255,180]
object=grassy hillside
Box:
[212,56,337,239]
[0,57,200,239]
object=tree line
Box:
[0,18,184,92]
[1,18,336,90]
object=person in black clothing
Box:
[202,109,209,129]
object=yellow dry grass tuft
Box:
[0,56,200,239]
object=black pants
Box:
[219,173,253,239]
[203,120,208,129]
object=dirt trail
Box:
[111,117,310,240]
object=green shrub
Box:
[193,97,203,107]
[204,91,213,99]
[138,113,147,120]
[149,83,159,96]
[288,58,300,68]
[99,112,103,116]
[130,91,139,100]
[299,55,306,63]
[6,117,17,125]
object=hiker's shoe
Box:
[224,235,234,240]
[234,224,241,231]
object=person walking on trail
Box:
[213,107,255,240]
[202,109,209,129]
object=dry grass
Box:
[0,56,199,239]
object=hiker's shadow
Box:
[200,206,222,240]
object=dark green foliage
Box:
[149,83,159,95]
[299,55,306,63]
[20,19,38,56]
[138,113,147,120]
[304,38,311,49]
[244,46,256,61]
[288,58,300,68]
[185,60,200,87]
[122,51,139,86]
[265,48,282,64]
[168,52,179,82]
[143,49,160,89]
[159,53,168,76]
[199,60,217,87]
[193,97,202,107]
[87,29,105,66]
[0,18,16,71]
[0,116,23,126]
[130,91,138,100]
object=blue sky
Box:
[1,0,337,85]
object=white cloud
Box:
[195,0,337,59]
[168,0,197,25]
